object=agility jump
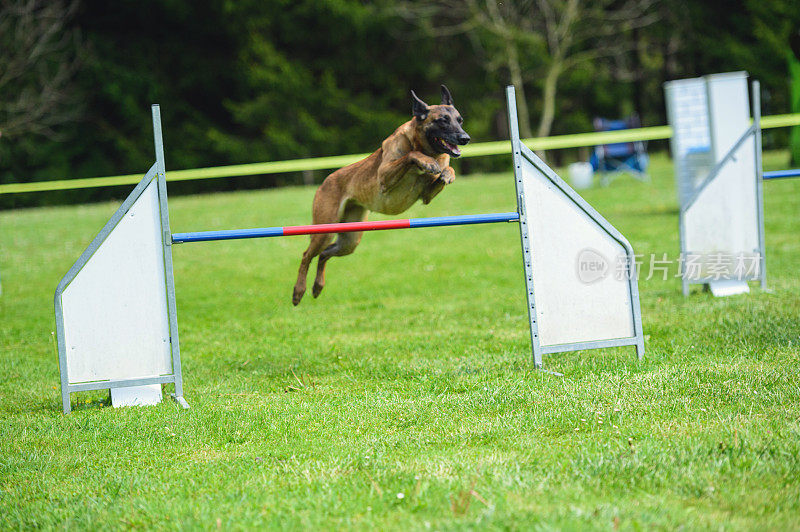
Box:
[665,72,767,297]
[54,86,645,413]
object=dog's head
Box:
[411,85,470,157]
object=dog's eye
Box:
[437,117,448,124]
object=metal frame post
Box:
[506,86,543,367]
[752,81,768,290]
[152,105,188,409]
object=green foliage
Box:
[789,50,800,165]
[216,0,420,161]
[2,0,800,208]
[1,153,799,528]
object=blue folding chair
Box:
[590,116,649,186]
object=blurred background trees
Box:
[0,0,82,141]
[397,0,659,141]
[2,0,799,207]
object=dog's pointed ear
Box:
[440,84,454,106]
[411,90,429,121]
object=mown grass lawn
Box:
[1,152,799,530]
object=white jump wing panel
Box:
[666,73,764,291]
[664,77,712,205]
[683,137,760,280]
[60,177,172,383]
[519,158,635,346]
[55,104,186,414]
[506,85,644,366]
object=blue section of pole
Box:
[171,212,520,244]
[172,226,284,243]
[763,169,800,180]
[408,212,519,228]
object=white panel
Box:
[61,179,172,383]
[707,72,749,161]
[665,77,713,204]
[520,158,635,346]
[111,384,163,407]
[684,139,760,279]
[665,77,710,157]
[709,280,750,297]
[684,73,760,281]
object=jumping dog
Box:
[292,85,470,305]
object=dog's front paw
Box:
[439,167,455,184]
[420,160,441,176]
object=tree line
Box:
[2,0,798,208]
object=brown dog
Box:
[292,85,470,305]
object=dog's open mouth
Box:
[435,137,462,157]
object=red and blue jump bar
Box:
[171,212,520,244]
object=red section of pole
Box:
[282,218,411,236]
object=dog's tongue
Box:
[446,140,461,156]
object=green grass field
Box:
[1,152,799,529]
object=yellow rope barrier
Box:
[2,113,798,195]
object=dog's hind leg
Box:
[293,183,343,305]
[312,203,368,298]
[293,233,334,306]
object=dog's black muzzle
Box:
[429,129,471,157]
